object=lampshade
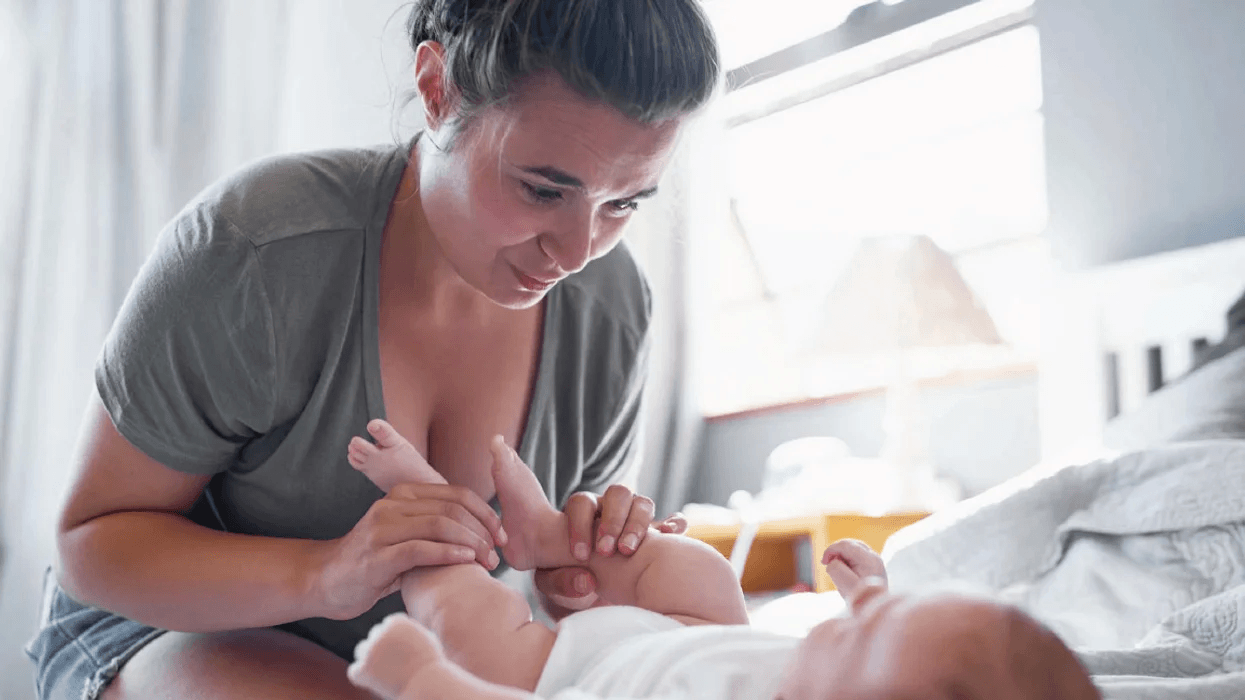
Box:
[811,234,1002,355]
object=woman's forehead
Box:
[487,76,681,155]
[472,96,681,194]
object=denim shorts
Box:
[24,568,167,700]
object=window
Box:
[697,0,1047,415]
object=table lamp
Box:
[809,234,1002,507]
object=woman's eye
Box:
[522,182,563,203]
[608,199,640,214]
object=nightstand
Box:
[686,511,928,594]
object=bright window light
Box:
[694,24,1048,416]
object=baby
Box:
[344,420,1101,700]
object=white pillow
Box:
[1103,345,1245,452]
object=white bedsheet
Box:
[883,439,1245,699]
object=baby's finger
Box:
[821,540,854,565]
[824,539,872,567]
[826,557,860,593]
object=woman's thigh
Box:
[100,628,376,700]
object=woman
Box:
[26,1,721,699]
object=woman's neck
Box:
[382,158,498,328]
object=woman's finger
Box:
[388,482,507,547]
[595,484,634,555]
[563,492,599,562]
[384,538,480,576]
[381,497,492,551]
[381,510,499,569]
[616,496,656,555]
[533,566,599,610]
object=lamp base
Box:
[879,353,962,510]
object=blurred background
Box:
[4,1,1245,697]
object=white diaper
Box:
[535,606,799,700]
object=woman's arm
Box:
[57,395,503,632]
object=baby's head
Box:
[776,580,1100,700]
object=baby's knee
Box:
[438,576,533,640]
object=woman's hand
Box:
[564,486,686,559]
[533,486,687,617]
[313,482,506,620]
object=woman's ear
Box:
[413,40,452,130]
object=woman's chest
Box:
[377,309,544,498]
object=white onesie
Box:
[534,606,800,700]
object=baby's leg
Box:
[348,421,555,691]
[350,614,536,700]
[490,438,748,626]
[398,564,555,692]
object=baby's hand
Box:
[349,613,445,700]
[822,539,888,603]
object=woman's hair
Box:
[405,0,721,132]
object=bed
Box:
[1037,235,1245,458]
[752,236,1245,699]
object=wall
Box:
[690,371,1041,506]
[1038,0,1245,269]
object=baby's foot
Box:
[348,419,444,493]
[489,436,560,571]
[348,613,444,700]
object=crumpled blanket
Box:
[883,440,1245,699]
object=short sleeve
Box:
[95,210,277,474]
[577,320,652,495]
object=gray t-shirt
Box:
[95,140,651,659]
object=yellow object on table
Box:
[686,512,929,594]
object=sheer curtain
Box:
[1,1,303,696]
[0,1,203,693]
[0,2,701,697]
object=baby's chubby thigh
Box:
[423,565,557,693]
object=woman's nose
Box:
[543,211,594,274]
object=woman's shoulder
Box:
[558,241,653,342]
[174,142,407,248]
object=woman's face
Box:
[418,72,684,309]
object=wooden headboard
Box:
[1037,236,1245,459]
